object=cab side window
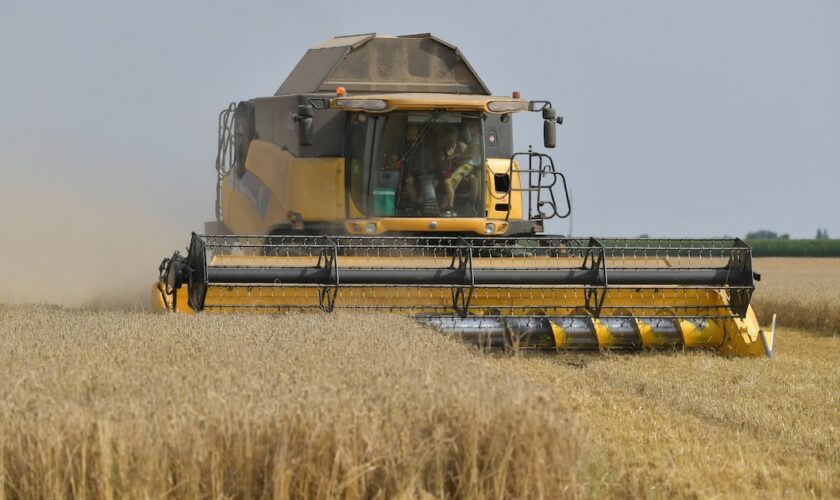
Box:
[347,114,371,214]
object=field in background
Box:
[752,257,840,334]
[0,258,837,498]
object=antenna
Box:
[568,189,574,237]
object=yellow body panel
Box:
[151,283,194,315]
[718,307,775,357]
[221,140,345,234]
[486,158,523,221]
[347,196,365,219]
[331,94,528,113]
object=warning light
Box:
[336,86,347,96]
[512,91,521,99]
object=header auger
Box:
[154,34,775,357]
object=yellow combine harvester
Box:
[154,34,775,357]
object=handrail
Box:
[506,149,571,221]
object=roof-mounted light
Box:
[487,100,529,113]
[334,98,388,111]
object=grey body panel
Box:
[276,47,350,95]
[251,94,346,158]
[484,114,514,158]
[275,34,490,96]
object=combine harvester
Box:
[154,34,775,357]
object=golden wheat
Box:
[0,306,583,499]
[510,328,840,499]
[752,258,840,334]
[1,258,837,499]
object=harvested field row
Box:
[512,328,840,498]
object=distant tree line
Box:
[745,228,830,240]
[742,229,836,256]
[745,229,790,240]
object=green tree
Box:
[746,229,779,240]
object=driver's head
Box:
[442,126,458,148]
[466,119,480,134]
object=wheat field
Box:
[0,258,837,499]
[0,307,583,499]
[542,257,839,498]
[751,258,840,334]
[513,328,839,498]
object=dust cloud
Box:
[0,180,190,309]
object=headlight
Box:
[487,100,529,113]
[484,223,496,235]
[365,222,377,234]
[334,99,388,111]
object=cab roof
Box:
[275,34,491,96]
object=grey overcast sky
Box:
[1,0,838,242]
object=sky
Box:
[0,0,837,295]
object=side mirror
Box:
[543,119,556,149]
[542,107,556,121]
[295,104,314,146]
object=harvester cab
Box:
[211,34,569,238]
[155,33,775,358]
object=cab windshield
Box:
[347,111,485,218]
